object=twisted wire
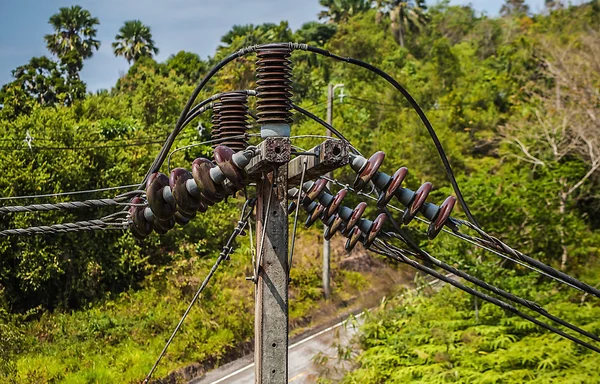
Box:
[0,198,145,214]
[0,184,140,201]
[457,220,600,299]
[382,215,600,344]
[0,217,128,237]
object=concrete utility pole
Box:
[324,83,344,299]
[248,136,349,384]
[254,166,289,383]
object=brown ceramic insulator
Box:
[154,217,175,234]
[146,172,176,220]
[191,158,227,204]
[345,227,363,252]
[305,203,325,228]
[324,214,344,241]
[427,196,456,239]
[402,182,432,225]
[255,48,293,125]
[341,202,367,236]
[211,102,222,149]
[213,145,246,190]
[173,211,192,226]
[129,197,152,239]
[218,92,249,153]
[354,151,385,191]
[323,189,347,221]
[377,167,408,209]
[169,168,206,215]
[303,179,328,205]
[363,213,387,248]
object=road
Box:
[189,275,451,384]
[190,314,363,384]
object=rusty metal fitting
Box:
[130,196,152,239]
[402,182,432,225]
[354,151,385,191]
[146,172,176,221]
[255,47,293,136]
[427,196,456,239]
[210,102,222,148]
[218,92,250,152]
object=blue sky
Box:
[0,0,547,92]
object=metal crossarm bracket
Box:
[246,137,291,178]
[287,139,349,186]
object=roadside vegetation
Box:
[0,0,599,382]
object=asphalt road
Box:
[190,314,363,384]
[189,274,452,384]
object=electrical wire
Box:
[320,175,584,291]
[301,44,479,228]
[382,208,600,344]
[0,198,145,214]
[0,215,128,237]
[370,239,600,354]
[254,170,275,281]
[0,141,165,151]
[143,198,256,383]
[0,184,140,201]
[288,159,307,272]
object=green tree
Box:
[318,0,372,23]
[4,56,69,106]
[165,51,206,84]
[500,0,530,16]
[44,5,100,72]
[381,0,428,47]
[112,20,159,65]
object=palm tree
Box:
[386,0,427,48]
[318,0,372,23]
[44,6,100,63]
[112,20,159,65]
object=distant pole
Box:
[324,83,344,299]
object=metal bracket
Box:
[246,137,291,179]
[287,139,349,186]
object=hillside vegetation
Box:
[0,0,599,382]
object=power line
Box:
[0,140,165,151]
[143,198,256,383]
[0,215,128,237]
[371,240,600,354]
[0,184,141,201]
[0,198,145,215]
[320,175,584,291]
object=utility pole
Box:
[324,83,344,299]
[249,138,291,384]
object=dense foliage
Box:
[0,0,599,382]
